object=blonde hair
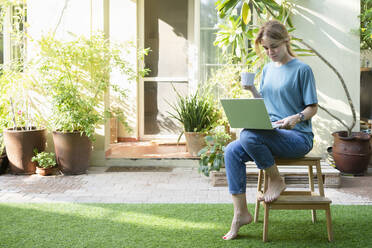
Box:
[254,20,295,58]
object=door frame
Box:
[137,0,200,141]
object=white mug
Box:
[241,72,255,86]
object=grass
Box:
[0,203,370,248]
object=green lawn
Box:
[0,203,370,248]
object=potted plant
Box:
[36,32,149,174]
[0,64,47,175]
[198,127,232,176]
[168,87,220,156]
[31,150,57,176]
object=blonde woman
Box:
[223,20,318,240]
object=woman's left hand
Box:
[275,115,300,130]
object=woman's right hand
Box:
[242,85,256,91]
[242,85,262,98]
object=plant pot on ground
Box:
[168,87,220,157]
[52,131,91,175]
[3,127,47,174]
[332,131,371,174]
[36,33,149,173]
[0,62,47,175]
[32,150,57,176]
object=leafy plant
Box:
[214,0,312,73]
[37,32,149,139]
[198,127,231,176]
[31,150,56,169]
[168,86,220,140]
[0,62,43,132]
[361,0,372,50]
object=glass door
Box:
[140,0,192,140]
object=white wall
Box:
[291,0,360,156]
[110,0,138,138]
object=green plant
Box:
[0,62,44,132]
[31,150,56,169]
[361,0,372,50]
[214,0,312,73]
[198,127,231,176]
[168,87,220,140]
[37,32,149,139]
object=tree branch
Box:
[294,37,356,136]
[318,104,351,134]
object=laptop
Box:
[220,98,282,129]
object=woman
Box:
[223,20,318,240]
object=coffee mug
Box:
[241,72,255,86]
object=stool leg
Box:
[325,205,333,242]
[255,170,263,223]
[308,165,316,223]
[263,203,269,242]
[311,210,317,223]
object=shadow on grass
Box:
[0,203,370,248]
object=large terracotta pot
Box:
[184,132,206,157]
[3,127,47,174]
[52,131,92,175]
[332,131,371,174]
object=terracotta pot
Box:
[184,132,206,157]
[52,131,92,175]
[36,166,56,176]
[332,131,371,174]
[3,127,47,174]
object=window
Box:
[199,0,224,83]
[0,3,26,68]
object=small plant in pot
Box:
[31,150,57,176]
[168,86,221,156]
[37,32,149,174]
[198,126,231,176]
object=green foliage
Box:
[37,32,149,139]
[198,127,231,177]
[168,87,220,137]
[361,0,372,50]
[199,59,252,127]
[0,62,43,133]
[31,150,56,169]
[214,0,312,72]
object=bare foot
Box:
[258,177,286,203]
[223,212,253,240]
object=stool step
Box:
[270,195,332,205]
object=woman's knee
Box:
[240,129,262,147]
[224,140,240,160]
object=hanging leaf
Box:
[241,1,250,25]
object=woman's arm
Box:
[276,104,318,129]
[243,85,262,98]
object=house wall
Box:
[291,0,360,156]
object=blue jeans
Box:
[224,129,313,194]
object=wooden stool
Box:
[254,156,333,242]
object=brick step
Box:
[210,162,341,188]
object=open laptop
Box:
[220,98,282,129]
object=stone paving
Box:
[0,167,371,205]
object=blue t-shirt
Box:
[259,58,318,144]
